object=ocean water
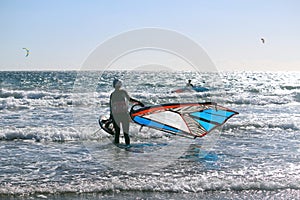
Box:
[0,70,299,199]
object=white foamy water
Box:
[0,71,299,199]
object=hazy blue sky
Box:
[0,0,299,71]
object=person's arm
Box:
[129,97,144,107]
[109,93,113,118]
[124,90,144,106]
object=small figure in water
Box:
[110,79,144,145]
[186,79,194,87]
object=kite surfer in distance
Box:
[110,79,144,145]
[186,79,194,87]
[22,48,29,57]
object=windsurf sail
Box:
[130,102,238,139]
[192,86,209,92]
[172,86,209,93]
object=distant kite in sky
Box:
[22,48,29,57]
[261,38,265,44]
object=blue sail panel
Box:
[134,116,181,133]
[204,109,235,118]
[191,109,235,124]
[190,112,224,124]
[195,119,216,132]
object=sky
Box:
[0,0,299,71]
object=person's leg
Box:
[123,131,130,145]
[124,132,130,145]
[112,118,120,144]
[122,115,130,145]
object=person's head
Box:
[113,79,122,89]
[188,79,192,83]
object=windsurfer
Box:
[110,79,144,145]
[186,79,194,87]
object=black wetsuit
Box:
[110,89,133,145]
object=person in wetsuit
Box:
[186,79,194,87]
[110,79,144,145]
